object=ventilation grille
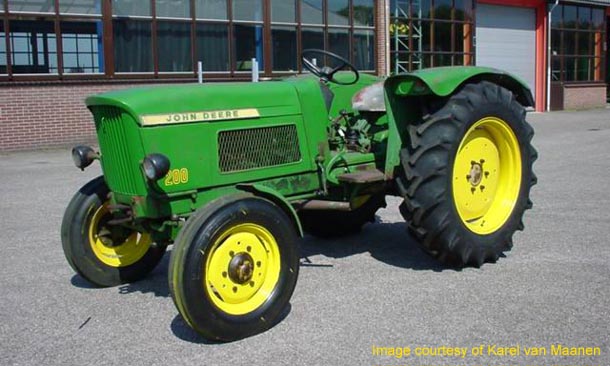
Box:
[91,106,139,195]
[218,125,301,173]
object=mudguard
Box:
[382,66,534,177]
[386,66,534,107]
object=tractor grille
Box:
[91,106,140,195]
[218,124,301,173]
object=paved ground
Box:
[1,107,609,366]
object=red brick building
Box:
[1,0,609,151]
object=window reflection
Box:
[301,0,323,24]
[234,24,264,71]
[157,21,191,72]
[233,0,262,22]
[113,20,152,72]
[272,26,297,71]
[196,23,229,71]
[327,0,349,26]
[113,0,151,17]
[9,20,57,73]
[196,0,227,20]
[59,0,101,15]
[61,21,103,73]
[8,0,55,13]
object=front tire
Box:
[61,176,167,287]
[400,81,537,267]
[169,194,300,341]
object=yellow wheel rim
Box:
[452,117,522,235]
[88,203,152,267]
[204,223,281,316]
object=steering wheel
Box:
[302,49,360,85]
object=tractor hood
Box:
[86,81,302,126]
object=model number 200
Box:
[164,168,189,186]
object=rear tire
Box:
[399,81,537,267]
[61,176,167,287]
[169,194,300,341]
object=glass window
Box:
[113,19,152,72]
[577,7,591,30]
[59,0,102,15]
[157,21,192,72]
[195,23,229,71]
[113,0,151,17]
[420,0,431,19]
[577,32,592,56]
[8,0,55,13]
[271,26,296,71]
[61,21,104,73]
[327,0,349,26]
[550,3,561,28]
[390,0,473,73]
[353,29,373,70]
[233,24,264,71]
[301,0,322,25]
[9,20,57,73]
[328,28,349,67]
[592,9,604,31]
[271,0,295,23]
[454,22,464,53]
[563,5,577,29]
[1,23,6,74]
[233,0,262,22]
[550,4,605,82]
[302,26,323,51]
[434,0,452,20]
[156,0,190,19]
[454,0,473,21]
[352,0,374,27]
[434,22,451,52]
[196,0,227,20]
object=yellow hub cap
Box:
[452,117,522,235]
[88,203,152,267]
[205,223,281,315]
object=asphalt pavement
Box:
[1,107,609,366]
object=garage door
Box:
[476,4,536,96]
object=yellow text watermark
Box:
[371,344,602,360]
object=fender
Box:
[236,183,304,237]
[386,66,534,107]
[382,66,534,178]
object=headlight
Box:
[142,154,170,181]
[72,146,97,171]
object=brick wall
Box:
[563,84,607,110]
[0,83,161,152]
[376,0,389,76]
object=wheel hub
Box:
[467,161,484,186]
[228,252,254,284]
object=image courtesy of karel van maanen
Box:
[371,344,603,359]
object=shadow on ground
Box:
[71,220,449,298]
[69,220,449,343]
[169,304,292,344]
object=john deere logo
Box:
[140,108,260,126]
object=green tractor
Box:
[61,50,536,341]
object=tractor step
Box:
[337,169,385,184]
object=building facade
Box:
[0,0,609,151]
